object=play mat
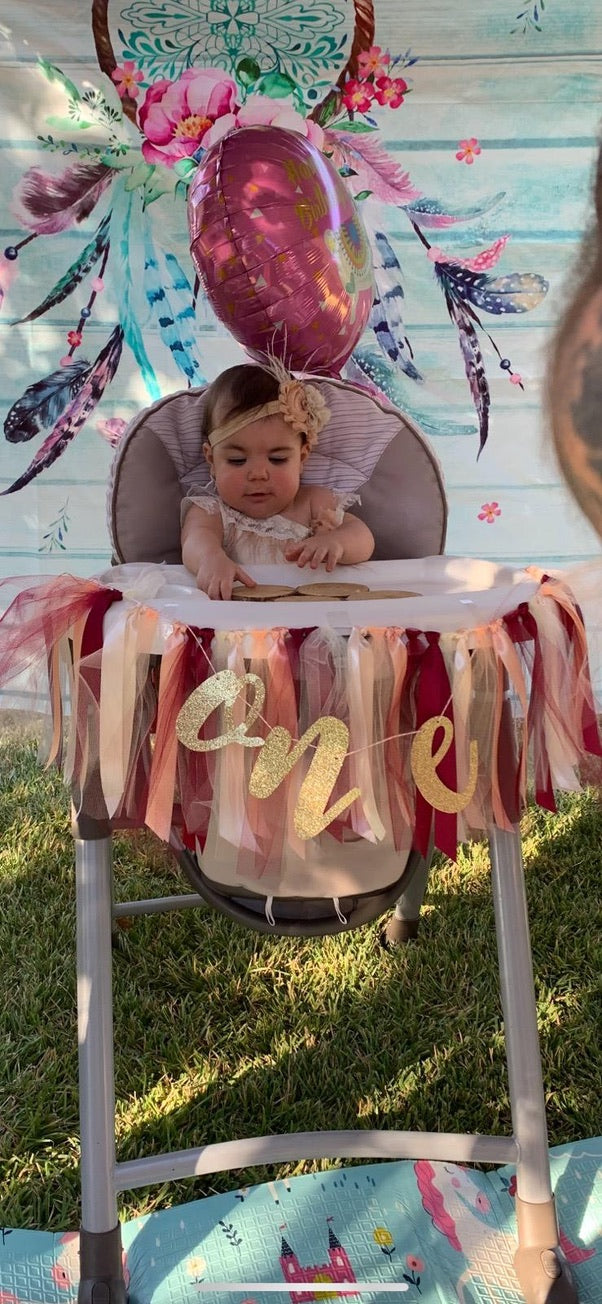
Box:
[1,1144,600,1304]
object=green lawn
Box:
[1,730,600,1232]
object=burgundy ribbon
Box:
[409,630,458,861]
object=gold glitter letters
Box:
[176,673,478,836]
[175,669,265,751]
[247,719,361,840]
[410,715,478,814]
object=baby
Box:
[181,362,375,598]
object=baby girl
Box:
[181,362,374,598]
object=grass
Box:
[0,727,601,1232]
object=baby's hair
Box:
[202,365,280,442]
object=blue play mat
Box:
[1,1143,600,1303]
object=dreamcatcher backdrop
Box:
[0,0,601,578]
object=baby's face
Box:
[206,414,307,518]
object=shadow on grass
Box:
[0,736,600,1241]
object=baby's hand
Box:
[196,555,256,600]
[285,533,345,572]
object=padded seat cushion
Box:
[109,378,447,564]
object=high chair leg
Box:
[489,826,577,1304]
[381,848,431,947]
[74,814,127,1304]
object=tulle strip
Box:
[144,624,189,840]
[0,575,121,689]
[299,626,353,841]
[346,628,387,843]
[383,628,413,849]
[235,628,302,879]
[1,572,600,863]
[175,627,218,843]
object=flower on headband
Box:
[278,378,330,448]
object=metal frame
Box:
[74,820,577,1304]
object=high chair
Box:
[67,377,576,1304]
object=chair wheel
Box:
[380,916,420,949]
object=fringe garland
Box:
[0,573,600,869]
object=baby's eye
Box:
[270,455,289,464]
[227,457,245,465]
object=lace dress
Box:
[181,488,358,565]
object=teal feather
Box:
[109,177,160,401]
[347,349,478,437]
[144,234,205,385]
[2,327,123,494]
[11,213,110,324]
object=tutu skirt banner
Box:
[0,568,599,878]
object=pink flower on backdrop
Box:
[96,417,128,447]
[478,501,501,523]
[139,67,238,166]
[236,94,325,150]
[406,1254,425,1273]
[111,61,144,100]
[373,75,408,107]
[456,137,482,164]
[342,78,375,113]
[357,45,391,78]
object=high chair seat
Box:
[109,377,447,565]
[104,378,448,931]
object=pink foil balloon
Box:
[188,125,374,374]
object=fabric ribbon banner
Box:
[0,570,599,878]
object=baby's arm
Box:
[181,504,256,599]
[285,489,374,571]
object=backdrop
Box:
[0,1,600,579]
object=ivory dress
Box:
[180,488,358,564]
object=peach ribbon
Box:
[145,622,189,840]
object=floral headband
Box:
[208,359,330,450]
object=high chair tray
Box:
[99,556,542,635]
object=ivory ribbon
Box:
[218,632,259,853]
[346,628,386,843]
[145,623,189,840]
[528,597,581,791]
[99,602,159,817]
[383,628,412,843]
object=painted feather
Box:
[1,327,123,494]
[4,359,91,443]
[12,213,111,325]
[327,129,421,207]
[433,235,509,273]
[143,231,204,385]
[11,160,113,235]
[366,226,422,380]
[445,295,490,457]
[346,348,477,437]
[405,193,506,229]
[440,265,548,315]
[109,178,160,401]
